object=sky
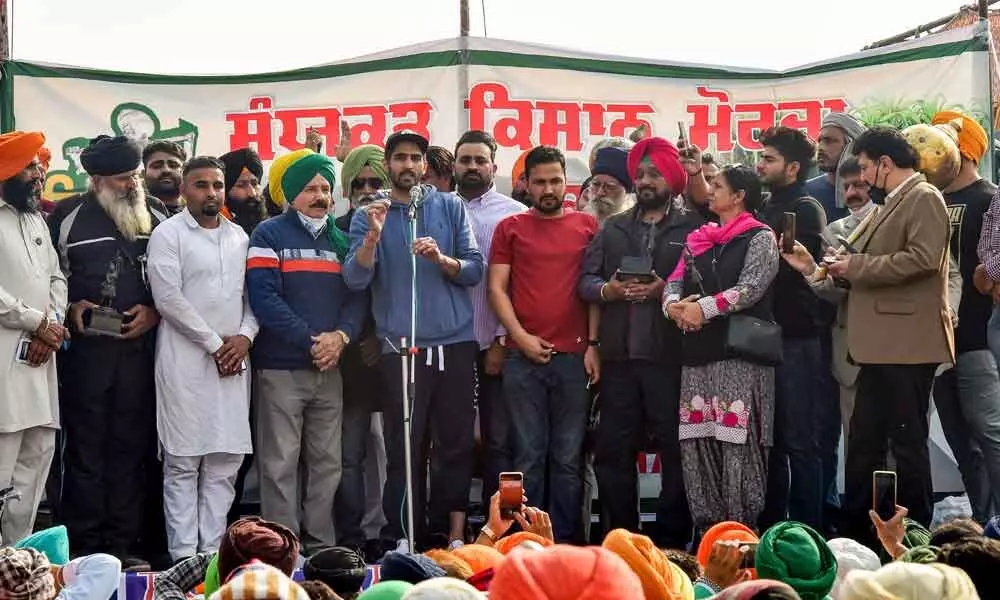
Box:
[10,0,962,74]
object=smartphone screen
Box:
[782,212,797,254]
[739,542,758,569]
[873,471,897,521]
[15,337,31,364]
[499,472,524,518]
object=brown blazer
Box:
[844,174,955,365]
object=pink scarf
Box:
[668,211,767,282]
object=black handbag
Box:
[725,313,783,366]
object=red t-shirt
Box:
[490,209,598,353]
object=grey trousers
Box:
[256,369,343,553]
[0,427,56,544]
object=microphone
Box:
[408,185,423,221]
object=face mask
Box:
[869,162,886,205]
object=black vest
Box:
[680,226,775,366]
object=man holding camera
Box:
[580,137,701,546]
[49,135,166,564]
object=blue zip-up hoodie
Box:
[343,185,483,350]
[247,210,366,370]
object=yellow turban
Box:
[602,529,694,600]
[932,110,988,163]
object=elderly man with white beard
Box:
[584,147,635,225]
[48,135,166,567]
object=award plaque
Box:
[84,256,125,338]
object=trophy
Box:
[84,255,126,337]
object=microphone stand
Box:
[397,188,422,553]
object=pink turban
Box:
[627,137,687,196]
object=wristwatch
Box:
[334,330,351,345]
[588,339,600,347]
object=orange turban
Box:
[493,532,553,555]
[511,148,532,184]
[932,111,988,163]
[423,549,474,580]
[602,529,694,600]
[37,147,52,170]
[491,545,644,600]
[696,521,759,580]
[0,131,45,182]
[452,544,504,574]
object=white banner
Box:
[0,22,990,202]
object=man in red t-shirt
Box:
[487,145,599,542]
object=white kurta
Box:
[148,210,258,457]
[0,200,67,434]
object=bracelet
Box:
[694,576,721,593]
[599,283,609,302]
[480,525,498,543]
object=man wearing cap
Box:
[452,129,526,513]
[49,135,167,563]
[148,156,259,562]
[579,137,700,547]
[806,112,868,223]
[931,110,1000,523]
[143,140,188,217]
[584,147,635,224]
[0,131,68,544]
[334,144,390,556]
[344,130,484,552]
[220,147,266,236]
[247,149,365,552]
[488,145,598,542]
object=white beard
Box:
[96,185,151,241]
[586,192,635,223]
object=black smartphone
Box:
[499,472,524,519]
[739,542,758,569]
[616,255,654,283]
[677,120,687,142]
[781,212,797,254]
[873,471,897,521]
[836,236,860,254]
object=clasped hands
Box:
[311,331,347,372]
[665,295,705,332]
[213,335,252,377]
[24,317,69,367]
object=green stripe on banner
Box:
[0,34,986,87]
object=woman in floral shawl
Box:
[663,164,779,531]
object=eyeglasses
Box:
[351,177,384,191]
[589,180,622,193]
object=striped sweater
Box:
[246,210,365,370]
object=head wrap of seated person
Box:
[838,561,979,600]
[490,545,644,600]
[0,547,56,600]
[602,528,694,600]
[303,547,368,599]
[756,522,837,600]
[209,561,310,600]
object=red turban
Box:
[0,131,45,182]
[627,137,687,196]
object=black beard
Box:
[636,189,670,211]
[147,177,181,199]
[2,177,41,213]
[458,173,491,197]
[535,196,562,215]
[227,196,265,234]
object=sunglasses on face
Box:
[351,177,384,191]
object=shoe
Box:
[395,538,410,554]
[362,539,383,563]
[121,556,151,572]
[448,539,464,551]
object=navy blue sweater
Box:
[247,210,366,370]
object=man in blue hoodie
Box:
[246,149,365,553]
[344,130,484,553]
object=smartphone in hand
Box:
[499,472,524,519]
[873,470,897,521]
[781,212,797,254]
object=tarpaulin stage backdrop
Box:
[0,20,991,209]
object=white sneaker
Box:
[448,539,464,551]
[395,538,410,554]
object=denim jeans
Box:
[503,351,590,542]
[762,337,826,531]
[934,349,1000,522]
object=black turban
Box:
[303,546,367,597]
[220,147,264,194]
[80,135,142,176]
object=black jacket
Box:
[756,183,827,339]
[579,203,704,364]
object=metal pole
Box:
[981,0,990,19]
[460,0,470,37]
[458,0,471,138]
[0,0,10,61]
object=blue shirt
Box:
[343,185,484,351]
[805,175,849,223]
